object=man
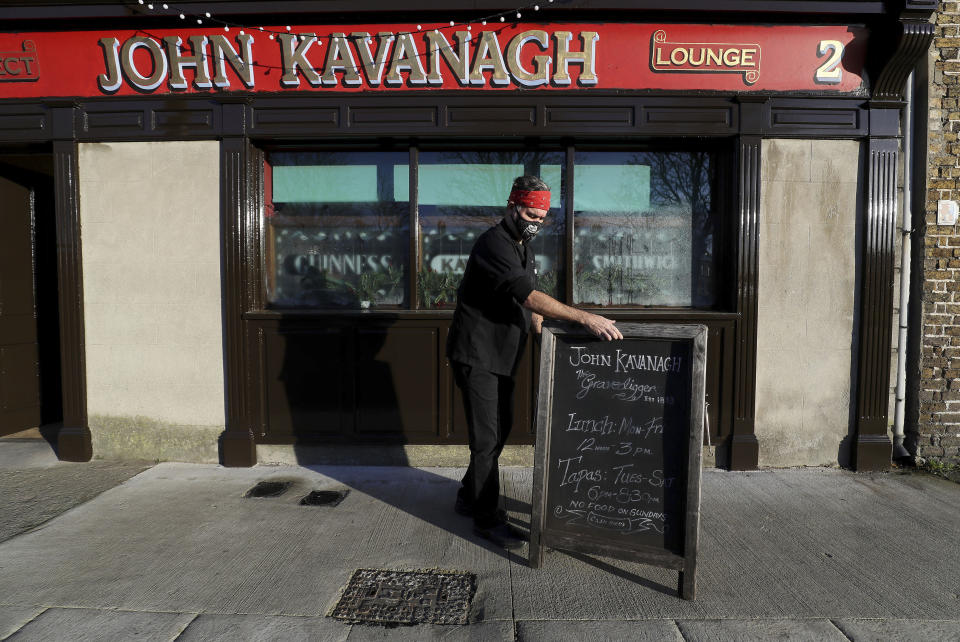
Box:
[446,175,622,549]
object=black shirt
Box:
[446,218,537,376]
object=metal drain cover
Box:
[301,490,349,507]
[244,481,292,498]
[329,569,475,626]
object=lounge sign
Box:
[0,23,867,98]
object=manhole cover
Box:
[301,489,349,507]
[244,481,292,498]
[329,569,476,626]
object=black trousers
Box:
[452,361,515,528]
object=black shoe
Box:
[473,523,526,550]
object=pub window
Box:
[412,150,565,308]
[574,150,717,308]
[262,145,719,311]
[264,151,410,308]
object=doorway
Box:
[0,151,62,443]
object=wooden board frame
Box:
[529,322,707,600]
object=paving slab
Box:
[345,621,513,641]
[0,463,958,631]
[834,618,960,641]
[176,613,350,642]
[515,619,683,641]
[0,464,512,619]
[0,606,44,640]
[4,607,195,642]
[0,441,60,470]
[507,467,960,620]
[676,618,848,641]
[0,458,152,543]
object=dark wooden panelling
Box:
[263,327,348,439]
[255,313,732,447]
[641,104,735,135]
[219,103,257,467]
[854,137,897,471]
[546,106,634,127]
[356,326,438,437]
[447,106,536,126]
[349,105,438,126]
[0,95,886,142]
[83,109,145,133]
[152,106,217,133]
[0,105,47,140]
[249,100,339,136]
[765,99,867,137]
[52,133,91,462]
[78,101,221,139]
[873,21,936,104]
[729,136,760,471]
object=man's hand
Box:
[523,290,623,341]
[531,312,544,335]
[581,312,622,341]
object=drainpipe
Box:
[892,70,914,460]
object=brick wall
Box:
[919,3,960,464]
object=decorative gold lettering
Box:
[722,49,740,66]
[120,36,167,91]
[279,33,321,87]
[385,32,427,85]
[553,31,598,86]
[209,33,254,88]
[506,30,550,87]
[97,37,122,92]
[426,30,470,85]
[469,31,509,86]
[163,35,212,90]
[351,32,394,86]
[319,33,360,86]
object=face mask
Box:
[509,207,542,243]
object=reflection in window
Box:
[415,151,565,307]
[265,151,409,309]
[573,151,716,307]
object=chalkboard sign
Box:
[529,323,707,600]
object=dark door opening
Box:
[0,152,62,443]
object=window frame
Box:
[256,139,733,313]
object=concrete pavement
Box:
[0,440,958,641]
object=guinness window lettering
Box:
[264,151,410,309]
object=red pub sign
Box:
[0,23,868,98]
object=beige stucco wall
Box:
[79,141,223,462]
[756,139,860,466]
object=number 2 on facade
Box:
[815,39,844,84]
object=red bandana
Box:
[509,189,551,211]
